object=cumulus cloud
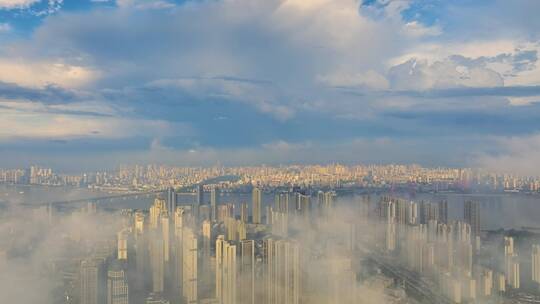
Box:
[0,60,99,88]
[0,0,539,168]
[0,0,40,9]
[0,99,189,140]
[475,133,540,176]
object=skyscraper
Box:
[240,203,248,223]
[216,237,237,304]
[117,229,128,261]
[438,200,448,224]
[107,262,129,304]
[210,187,220,222]
[174,207,186,301]
[150,237,165,293]
[167,187,177,215]
[161,214,170,263]
[464,201,480,236]
[264,239,300,304]
[182,227,198,303]
[275,192,290,213]
[252,187,262,224]
[196,184,204,205]
[80,258,103,304]
[240,240,255,304]
[504,236,520,289]
[533,244,540,285]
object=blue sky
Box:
[0,0,539,173]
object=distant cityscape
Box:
[1,164,540,304]
[2,164,540,194]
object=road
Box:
[366,254,453,304]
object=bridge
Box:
[24,189,167,207]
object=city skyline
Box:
[0,0,539,172]
[1,1,540,304]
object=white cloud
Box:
[404,21,442,38]
[476,133,540,176]
[0,59,99,88]
[390,40,540,88]
[116,0,174,9]
[0,0,39,9]
[146,77,295,120]
[388,58,504,90]
[508,96,540,106]
[318,70,390,90]
[0,99,189,140]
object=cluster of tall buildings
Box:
[72,185,345,304]
[378,197,540,303]
[13,179,540,304]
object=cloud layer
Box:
[0,0,539,170]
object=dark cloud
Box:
[0,81,84,104]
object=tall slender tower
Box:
[161,214,170,263]
[438,200,448,224]
[240,240,255,304]
[532,244,540,285]
[167,187,177,215]
[174,207,186,301]
[216,238,237,304]
[211,187,220,222]
[252,187,262,224]
[182,227,198,303]
[241,203,249,223]
[117,229,128,261]
[150,237,164,293]
[464,201,480,236]
[196,184,204,205]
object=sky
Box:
[0,0,539,172]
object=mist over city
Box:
[1,0,540,304]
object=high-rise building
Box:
[150,198,166,229]
[150,237,165,293]
[252,187,262,224]
[80,258,103,304]
[216,238,237,304]
[533,244,540,285]
[504,236,520,289]
[182,227,198,303]
[240,203,248,223]
[215,236,225,302]
[264,239,300,304]
[107,262,129,304]
[438,200,448,224]
[275,192,290,213]
[174,207,186,301]
[223,242,238,304]
[117,229,128,261]
[161,214,170,263]
[196,184,204,205]
[464,201,480,236]
[167,187,177,215]
[295,193,311,218]
[240,240,255,304]
[210,187,220,222]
